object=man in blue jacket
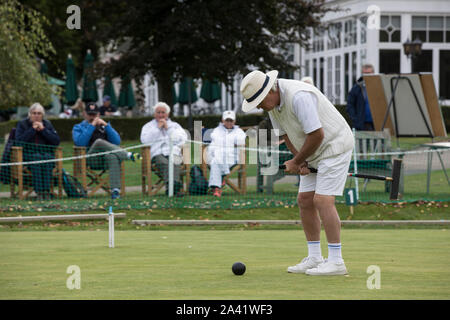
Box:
[15,103,61,200]
[72,102,140,199]
[346,64,375,131]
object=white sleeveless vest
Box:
[269,79,354,167]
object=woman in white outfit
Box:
[206,110,246,197]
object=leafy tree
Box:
[98,0,333,106]
[19,0,118,79]
[0,0,55,109]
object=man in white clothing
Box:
[240,70,354,276]
[206,110,246,197]
[140,102,188,195]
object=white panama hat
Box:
[240,70,278,113]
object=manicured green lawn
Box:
[0,229,449,299]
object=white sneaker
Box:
[305,259,348,276]
[287,256,324,274]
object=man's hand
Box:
[158,119,168,129]
[283,159,311,175]
[32,121,44,131]
[92,117,107,127]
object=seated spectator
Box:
[15,103,61,200]
[206,110,246,197]
[140,102,188,196]
[72,102,141,199]
[99,95,118,116]
[70,98,85,118]
[300,76,314,86]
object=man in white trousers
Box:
[240,70,354,275]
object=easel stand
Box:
[381,75,434,145]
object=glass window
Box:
[439,50,450,99]
[412,16,446,43]
[412,30,427,42]
[412,50,433,73]
[313,58,317,85]
[391,16,401,28]
[379,50,400,74]
[352,51,357,85]
[428,16,444,42]
[305,60,310,77]
[380,30,389,42]
[360,16,367,44]
[381,16,389,28]
[335,55,341,104]
[344,53,349,100]
[392,30,401,42]
[313,29,324,52]
[344,19,357,46]
[429,31,444,42]
[380,15,401,42]
[412,16,426,29]
[282,44,295,63]
[327,57,333,100]
[429,16,443,29]
[327,22,342,49]
[447,17,450,42]
[360,49,367,68]
[319,57,324,91]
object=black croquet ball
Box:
[232,262,246,275]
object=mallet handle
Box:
[279,165,392,181]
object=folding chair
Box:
[200,144,247,195]
[10,146,63,200]
[141,144,190,196]
[73,146,125,197]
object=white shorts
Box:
[299,150,352,196]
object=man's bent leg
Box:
[89,139,128,162]
[297,191,321,241]
[287,191,324,274]
[105,153,121,190]
[313,194,341,244]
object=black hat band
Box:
[246,75,269,103]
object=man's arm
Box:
[40,120,60,146]
[104,124,121,145]
[15,120,36,143]
[291,128,324,166]
[282,134,298,156]
[72,123,95,147]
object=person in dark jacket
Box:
[99,95,118,116]
[15,103,60,199]
[346,64,375,131]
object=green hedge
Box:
[1,105,448,141]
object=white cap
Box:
[222,110,236,121]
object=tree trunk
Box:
[157,74,173,109]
